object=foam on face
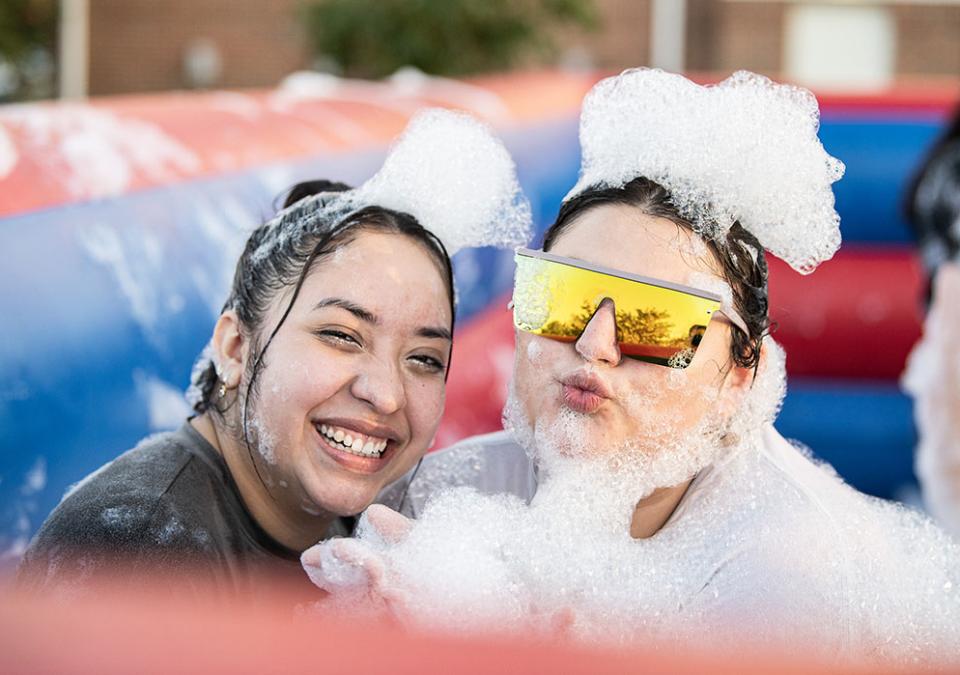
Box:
[566,69,843,275]
[525,338,545,365]
[511,258,553,331]
[248,417,276,465]
[327,339,960,665]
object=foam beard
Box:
[503,370,736,529]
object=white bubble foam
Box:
[356,108,532,255]
[328,337,960,666]
[525,338,545,365]
[511,257,554,331]
[246,412,277,466]
[566,69,843,274]
[251,108,531,267]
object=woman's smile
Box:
[312,417,403,475]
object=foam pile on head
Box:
[186,108,530,409]
[253,107,531,263]
[566,69,844,274]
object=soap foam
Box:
[566,69,843,274]
[252,108,531,265]
[327,340,959,666]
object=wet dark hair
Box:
[543,176,770,371]
[192,179,456,424]
[903,103,960,304]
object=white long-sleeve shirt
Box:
[378,424,960,664]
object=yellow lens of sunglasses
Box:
[513,248,724,369]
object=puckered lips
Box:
[313,417,402,474]
[559,371,612,414]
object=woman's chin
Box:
[295,465,381,519]
[301,489,374,519]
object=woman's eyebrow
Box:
[312,299,451,341]
[312,298,379,325]
[418,326,452,342]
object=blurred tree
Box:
[302,0,596,78]
[0,0,57,101]
[540,301,677,347]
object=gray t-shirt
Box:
[378,430,536,517]
[17,422,348,599]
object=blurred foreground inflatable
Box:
[0,69,956,559]
[0,577,902,675]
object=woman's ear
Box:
[719,339,766,424]
[728,340,766,393]
[212,310,246,389]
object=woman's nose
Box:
[351,357,406,415]
[575,298,621,366]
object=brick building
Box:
[84,0,309,95]
[77,0,959,96]
[562,0,959,88]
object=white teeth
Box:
[318,423,389,458]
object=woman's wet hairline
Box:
[240,228,455,382]
[256,223,455,339]
[545,200,729,287]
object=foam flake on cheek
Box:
[525,339,544,365]
[666,366,689,390]
[247,413,278,466]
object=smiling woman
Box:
[207,225,454,549]
[199,212,454,550]
[15,109,530,598]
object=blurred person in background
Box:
[903,103,960,538]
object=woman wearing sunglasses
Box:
[306,70,960,665]
[16,109,530,598]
